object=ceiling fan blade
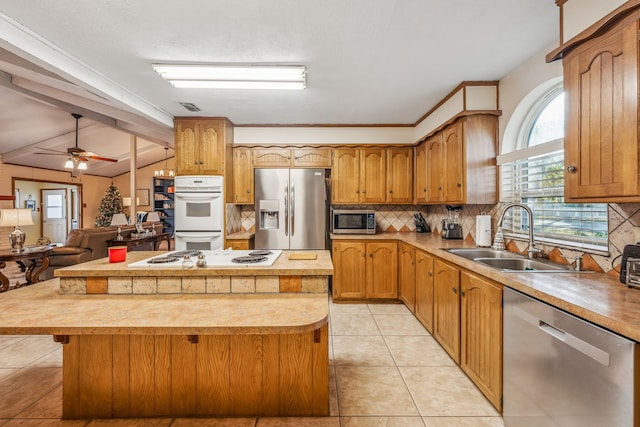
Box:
[34,151,67,156]
[84,154,118,163]
[36,147,67,155]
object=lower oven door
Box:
[174,232,224,251]
[174,192,223,232]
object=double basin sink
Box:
[445,248,589,273]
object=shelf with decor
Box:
[153,177,174,235]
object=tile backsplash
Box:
[227,202,640,275]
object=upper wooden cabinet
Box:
[332,147,413,204]
[563,19,640,202]
[422,115,497,205]
[174,118,232,176]
[252,148,332,168]
[332,148,386,204]
[387,148,414,203]
[233,147,253,204]
[414,142,428,204]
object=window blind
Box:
[500,150,608,250]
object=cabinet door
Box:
[332,149,360,204]
[433,259,460,363]
[252,149,292,168]
[360,149,387,203]
[332,241,366,300]
[174,120,200,176]
[233,148,253,204]
[414,143,428,204]
[443,121,464,203]
[292,148,332,167]
[564,20,638,201]
[414,250,434,333]
[460,271,502,411]
[427,134,444,203]
[398,243,415,312]
[365,242,397,299]
[198,121,224,175]
[387,148,414,203]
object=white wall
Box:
[498,43,563,154]
[563,0,626,41]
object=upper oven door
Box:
[174,192,223,231]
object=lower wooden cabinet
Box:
[414,250,434,333]
[332,240,397,301]
[460,271,503,411]
[433,259,461,363]
[398,242,416,312]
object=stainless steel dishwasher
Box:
[503,287,637,427]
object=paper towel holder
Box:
[476,212,492,247]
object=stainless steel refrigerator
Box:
[255,168,327,250]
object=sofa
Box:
[42,222,164,280]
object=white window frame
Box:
[498,85,609,254]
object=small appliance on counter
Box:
[332,209,376,234]
[442,205,463,240]
[414,213,430,233]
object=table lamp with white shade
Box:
[0,208,34,253]
[110,213,129,241]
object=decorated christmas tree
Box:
[95,183,124,227]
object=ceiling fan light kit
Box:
[35,113,118,171]
[152,64,306,90]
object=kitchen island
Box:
[0,250,333,419]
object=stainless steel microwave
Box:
[332,210,376,234]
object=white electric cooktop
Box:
[128,249,283,268]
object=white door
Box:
[42,189,67,244]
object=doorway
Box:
[42,189,67,244]
[13,178,82,246]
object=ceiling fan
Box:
[35,113,118,168]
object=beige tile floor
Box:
[0,301,503,426]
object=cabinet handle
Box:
[567,165,577,174]
[246,189,250,193]
[423,188,427,192]
[438,186,442,191]
[362,253,366,257]
[460,290,465,297]
[457,183,462,188]
[362,190,366,194]
[369,253,373,258]
[356,190,360,194]
[428,271,432,277]
[389,189,393,193]
[452,287,457,294]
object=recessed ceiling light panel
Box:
[152,64,306,90]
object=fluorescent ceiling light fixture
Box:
[152,64,306,90]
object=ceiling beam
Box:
[0,11,174,128]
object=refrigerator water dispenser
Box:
[259,200,279,230]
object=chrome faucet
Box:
[492,203,543,259]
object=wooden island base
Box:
[61,325,328,419]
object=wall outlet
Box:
[634,227,640,244]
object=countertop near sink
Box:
[331,232,640,342]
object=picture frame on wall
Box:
[25,200,36,211]
[136,189,150,206]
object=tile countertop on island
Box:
[332,232,640,343]
[55,250,333,278]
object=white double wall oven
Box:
[173,175,224,251]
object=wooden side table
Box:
[0,246,53,292]
[106,232,171,251]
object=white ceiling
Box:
[0,0,558,177]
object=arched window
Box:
[498,85,608,251]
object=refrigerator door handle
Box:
[291,180,295,236]
[284,180,289,237]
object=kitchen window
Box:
[498,86,608,252]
